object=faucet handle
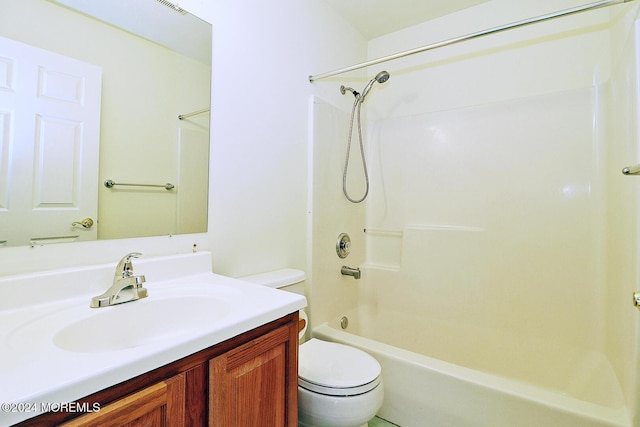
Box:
[115,252,142,278]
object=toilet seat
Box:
[298,339,382,397]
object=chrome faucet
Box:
[90,252,148,308]
[341,265,361,280]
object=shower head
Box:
[360,70,390,102]
[375,70,390,84]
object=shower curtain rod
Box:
[308,0,633,82]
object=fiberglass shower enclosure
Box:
[309,1,640,425]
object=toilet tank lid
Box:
[240,268,305,288]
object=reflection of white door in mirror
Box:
[0,36,102,246]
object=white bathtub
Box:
[313,319,631,427]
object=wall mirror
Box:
[0,0,211,247]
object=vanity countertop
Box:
[0,251,306,426]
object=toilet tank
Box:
[240,269,308,342]
[240,268,306,296]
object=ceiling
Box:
[49,0,211,63]
[324,0,492,39]
[49,0,491,59]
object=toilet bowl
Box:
[240,269,384,427]
[298,338,383,427]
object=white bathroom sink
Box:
[53,296,230,353]
[0,252,307,426]
[6,281,238,357]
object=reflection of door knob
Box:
[71,218,94,229]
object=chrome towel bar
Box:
[622,165,640,175]
[178,108,210,120]
[104,180,175,190]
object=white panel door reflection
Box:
[0,36,101,246]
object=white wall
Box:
[308,96,368,328]
[366,0,615,120]
[606,5,640,420]
[204,0,366,277]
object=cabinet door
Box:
[61,373,186,427]
[210,324,297,427]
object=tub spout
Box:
[341,265,361,280]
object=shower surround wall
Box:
[310,3,640,426]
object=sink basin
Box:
[54,296,230,353]
[7,289,232,356]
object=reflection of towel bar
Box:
[104,180,175,190]
[178,108,210,120]
[622,165,640,175]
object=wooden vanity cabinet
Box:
[210,322,293,426]
[15,313,299,427]
[60,373,187,427]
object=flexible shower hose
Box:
[343,97,369,203]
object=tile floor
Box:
[369,416,399,426]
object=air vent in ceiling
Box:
[154,0,187,15]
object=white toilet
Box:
[241,269,384,427]
[298,338,383,427]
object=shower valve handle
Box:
[336,233,351,259]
